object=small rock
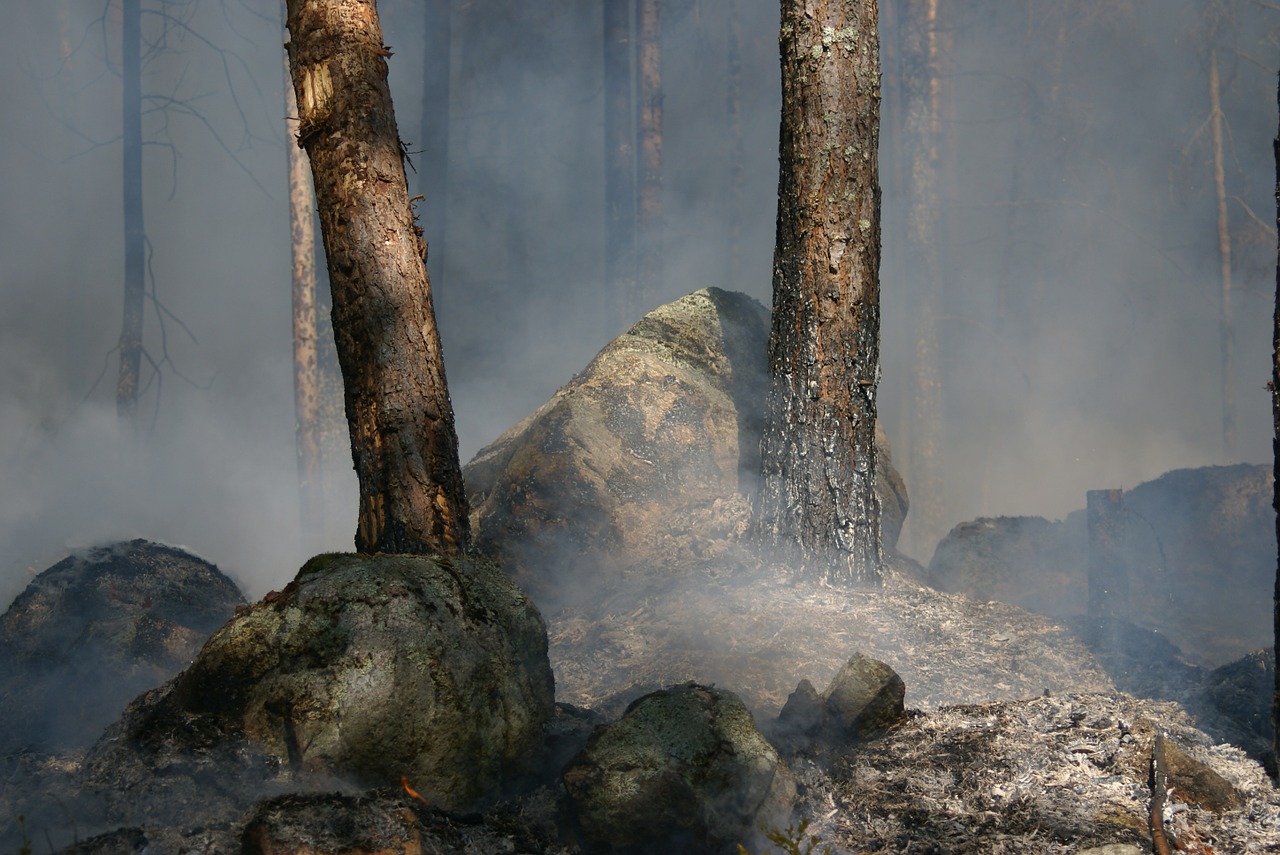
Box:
[770,653,906,756]
[1163,738,1242,813]
[825,653,906,740]
[242,792,421,855]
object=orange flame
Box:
[400,775,427,805]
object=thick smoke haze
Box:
[0,0,1276,605]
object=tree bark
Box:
[285,0,469,556]
[604,0,637,330]
[283,7,322,542]
[755,0,883,584]
[634,0,663,318]
[1270,67,1279,782]
[116,0,145,424]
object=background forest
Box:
[0,0,1276,602]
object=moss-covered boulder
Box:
[83,553,554,826]
[562,682,794,853]
[464,287,908,604]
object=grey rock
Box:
[241,792,420,855]
[824,653,906,740]
[83,553,554,827]
[771,654,905,755]
[464,288,908,606]
[0,539,244,754]
[562,682,794,853]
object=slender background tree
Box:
[282,1,322,544]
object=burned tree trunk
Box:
[1270,68,1279,781]
[285,0,469,556]
[755,0,883,584]
[116,0,145,423]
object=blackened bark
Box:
[285,0,469,556]
[1270,68,1280,780]
[755,0,883,584]
[604,0,637,330]
[116,0,145,423]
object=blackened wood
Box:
[755,0,883,584]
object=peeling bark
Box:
[755,0,883,584]
[285,0,469,556]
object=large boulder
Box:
[464,287,908,604]
[927,464,1274,666]
[0,539,244,755]
[562,682,794,853]
[83,553,554,827]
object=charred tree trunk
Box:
[116,0,145,423]
[285,0,469,556]
[604,0,637,330]
[419,0,450,284]
[755,0,883,584]
[634,0,663,317]
[283,10,322,542]
[1270,68,1279,781]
